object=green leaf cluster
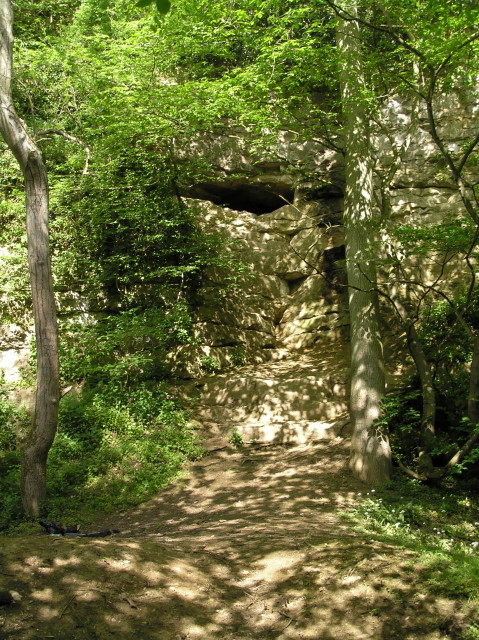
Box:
[0,383,204,529]
[59,303,195,389]
[136,0,170,13]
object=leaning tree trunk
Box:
[337,2,392,483]
[0,0,59,516]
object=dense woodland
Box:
[1,0,479,625]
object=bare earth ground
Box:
[0,348,472,639]
[0,438,471,640]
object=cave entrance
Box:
[187,180,295,215]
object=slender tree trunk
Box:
[468,333,479,426]
[0,0,59,516]
[388,285,436,447]
[337,1,391,483]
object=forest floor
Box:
[0,349,474,640]
[0,436,473,639]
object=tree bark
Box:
[467,333,479,426]
[388,286,436,447]
[337,1,392,483]
[0,0,59,516]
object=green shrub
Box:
[0,394,19,453]
[376,387,422,463]
[0,393,28,530]
[228,426,244,447]
[43,384,204,523]
[59,302,195,389]
[230,347,246,367]
[380,290,479,472]
[0,383,204,530]
[200,355,220,373]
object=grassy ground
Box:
[0,384,205,532]
[344,472,479,638]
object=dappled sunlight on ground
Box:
[0,343,471,638]
[181,343,351,441]
[0,437,467,639]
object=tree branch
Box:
[36,129,90,175]
[322,0,430,66]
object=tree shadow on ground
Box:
[0,438,469,639]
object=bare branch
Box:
[36,128,90,175]
[322,0,430,66]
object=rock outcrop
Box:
[1,89,478,383]
[168,193,348,378]
[168,89,479,378]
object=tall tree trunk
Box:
[0,0,59,516]
[337,1,392,483]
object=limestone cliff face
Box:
[1,90,478,383]
[168,195,348,378]
[169,89,479,378]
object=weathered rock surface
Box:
[176,342,350,447]
[167,196,348,377]
[2,90,479,383]
[168,90,479,378]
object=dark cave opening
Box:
[187,181,295,215]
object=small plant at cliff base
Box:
[230,347,246,367]
[199,355,220,374]
[228,427,244,448]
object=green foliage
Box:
[46,385,204,522]
[392,217,476,259]
[0,384,204,529]
[0,390,27,455]
[230,347,246,367]
[136,0,170,12]
[418,294,479,450]
[12,0,81,40]
[380,286,479,473]
[1,2,237,328]
[59,302,194,389]
[0,152,31,327]
[382,380,478,471]
[48,151,220,298]
[377,387,422,461]
[199,355,220,373]
[463,623,479,640]
[228,426,244,448]
[0,392,29,529]
[419,292,479,363]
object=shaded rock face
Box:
[0,324,32,384]
[169,186,349,378]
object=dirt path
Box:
[0,350,468,639]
